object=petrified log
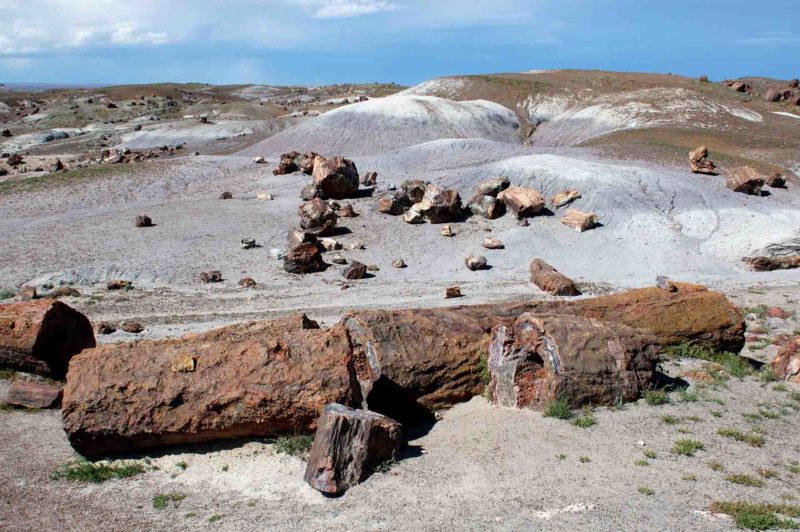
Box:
[497,186,545,218]
[551,189,581,208]
[727,166,764,195]
[765,173,786,188]
[444,286,462,298]
[377,191,412,215]
[287,229,318,249]
[488,314,659,408]
[530,258,580,296]
[560,209,597,232]
[62,314,358,456]
[742,255,800,271]
[483,238,504,249]
[418,184,462,223]
[304,403,402,495]
[770,337,800,383]
[299,151,319,174]
[6,381,63,409]
[135,215,153,227]
[474,176,510,197]
[284,242,326,274]
[272,151,301,175]
[298,198,337,236]
[400,179,428,203]
[467,193,506,219]
[312,155,359,199]
[343,261,367,280]
[464,255,488,271]
[689,146,717,175]
[0,300,95,378]
[361,171,378,187]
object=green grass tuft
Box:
[638,487,655,496]
[672,439,704,457]
[571,407,595,428]
[50,461,145,483]
[718,428,765,447]
[0,289,15,300]
[644,389,670,406]
[711,501,800,530]
[275,434,314,457]
[643,449,657,459]
[725,474,766,488]
[543,398,573,420]
[662,342,753,378]
[153,493,186,510]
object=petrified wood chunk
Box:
[530,258,580,296]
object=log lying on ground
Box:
[304,403,402,495]
[0,300,95,378]
[62,314,358,457]
[488,314,659,409]
[61,284,744,455]
[530,258,580,296]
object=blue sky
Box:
[0,0,798,86]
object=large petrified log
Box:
[488,314,659,409]
[0,300,95,378]
[418,184,462,223]
[298,198,337,236]
[62,314,358,456]
[497,186,545,218]
[312,155,359,199]
[742,255,800,271]
[304,403,402,495]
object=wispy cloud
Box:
[312,0,397,19]
[735,31,800,46]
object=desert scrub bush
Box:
[725,474,766,488]
[644,389,670,406]
[638,487,655,496]
[571,407,595,428]
[672,439,704,457]
[153,493,186,510]
[275,434,313,457]
[643,449,657,459]
[543,398,572,420]
[0,369,18,380]
[717,428,765,447]
[51,460,145,483]
[710,501,800,530]
[662,342,753,378]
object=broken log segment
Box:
[304,403,402,495]
[530,258,580,296]
[0,300,95,379]
[62,314,359,457]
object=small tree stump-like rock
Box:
[304,403,402,495]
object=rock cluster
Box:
[726,166,764,195]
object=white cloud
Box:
[110,24,168,45]
[736,31,800,46]
[312,0,396,18]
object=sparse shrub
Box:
[0,289,15,300]
[741,305,769,319]
[644,389,670,406]
[673,439,704,457]
[711,501,800,530]
[50,461,145,483]
[725,474,765,488]
[176,461,188,470]
[556,454,566,460]
[635,459,649,466]
[543,398,573,420]
[759,408,781,419]
[208,514,223,523]
[682,474,697,481]
[643,449,657,459]
[153,493,186,510]
[707,461,724,472]
[638,487,655,496]
[275,434,313,457]
[578,455,591,463]
[677,388,700,403]
[662,342,753,378]
[717,428,765,447]
[711,410,723,418]
[572,407,595,428]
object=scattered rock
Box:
[298,198,338,236]
[367,264,379,272]
[121,322,144,334]
[729,81,752,93]
[487,314,659,409]
[770,336,800,383]
[199,271,223,283]
[497,186,545,218]
[96,321,116,335]
[483,238,504,249]
[238,277,256,288]
[7,153,23,167]
[319,237,340,251]
[467,193,506,219]
[51,159,64,172]
[219,191,233,200]
[402,206,425,224]
[43,286,81,299]
[1,129,11,137]
[6,382,63,409]
[551,189,581,208]
[135,215,153,228]
[361,171,378,187]
[272,151,301,175]
[474,176,510,197]
[19,285,37,301]
[742,255,800,271]
[284,242,326,274]
[331,255,347,265]
[391,259,406,268]
[270,248,286,261]
[764,88,783,102]
[312,155,359,199]
[560,209,598,232]
[378,191,412,215]
[530,258,580,296]
[343,261,367,280]
[418,184,463,223]
[304,403,402,495]
[726,166,764,195]
[465,255,488,271]
[300,183,323,201]
[241,238,257,250]
[689,146,717,175]
[0,300,95,378]
[400,179,428,203]
[518,218,529,227]
[445,286,462,298]
[287,229,317,249]
[106,279,132,290]
[765,173,786,188]
[253,156,266,164]
[338,204,357,217]
[441,225,453,237]
[347,242,365,251]
[299,151,319,174]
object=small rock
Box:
[269,248,285,260]
[378,191,412,215]
[318,237,340,251]
[441,225,453,237]
[200,271,223,283]
[299,198,337,236]
[765,173,786,188]
[347,242,365,251]
[474,176,510,197]
[689,146,717,175]
[1,129,12,137]
[530,258,579,296]
[343,261,367,280]
[96,321,117,335]
[387,183,397,191]
[560,209,598,232]
[106,279,132,290]
[219,191,233,200]
[51,159,64,172]
[257,192,274,201]
[238,277,257,288]
[135,215,153,228]
[767,307,792,319]
[241,238,257,250]
[338,204,357,217]
[482,238,504,249]
[444,286,462,298]
[391,259,406,268]
[361,171,378,187]
[284,242,326,274]
[121,322,144,334]
[465,255,488,271]
[401,179,428,203]
[656,276,677,292]
[331,255,347,265]
[551,189,581,208]
[367,264,379,272]
[402,206,425,224]
[497,186,545,219]
[517,218,529,227]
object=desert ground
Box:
[1,70,800,531]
